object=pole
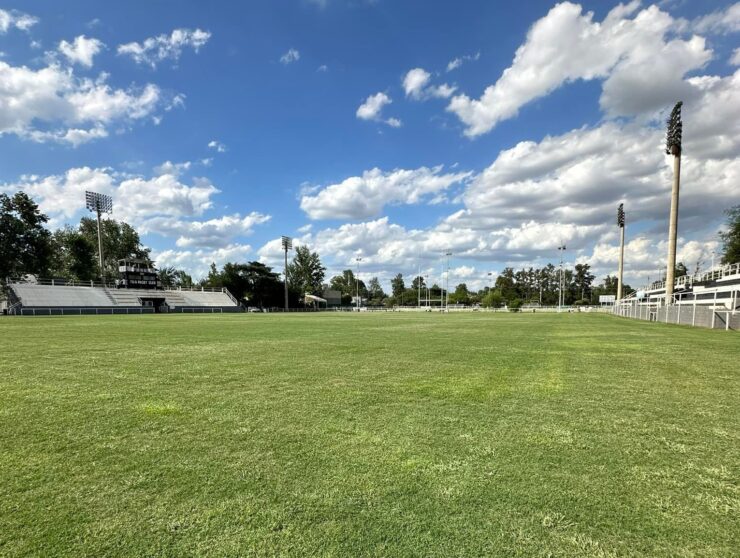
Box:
[665,154,680,305]
[355,257,362,311]
[284,247,289,311]
[96,207,104,281]
[617,224,625,302]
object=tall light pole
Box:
[85,191,113,282]
[558,244,566,310]
[445,251,452,312]
[281,236,292,311]
[355,257,362,311]
[617,203,626,302]
[664,101,683,306]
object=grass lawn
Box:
[0,312,738,557]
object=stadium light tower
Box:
[281,236,292,310]
[445,251,452,312]
[85,191,113,281]
[664,101,683,305]
[355,256,362,311]
[558,244,566,310]
[617,203,626,302]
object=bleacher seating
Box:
[7,282,239,314]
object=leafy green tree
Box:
[449,282,471,305]
[0,192,54,282]
[481,289,504,308]
[158,266,193,289]
[330,269,366,304]
[366,277,385,305]
[78,217,150,279]
[50,227,97,281]
[573,263,595,302]
[288,246,325,296]
[719,205,740,264]
[391,273,405,299]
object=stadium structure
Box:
[614,262,740,329]
[5,259,240,316]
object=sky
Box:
[1,0,739,291]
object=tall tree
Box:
[0,192,54,282]
[330,269,366,303]
[288,246,325,296]
[158,266,193,289]
[390,273,405,298]
[449,282,471,304]
[51,227,97,281]
[573,263,595,302]
[78,217,150,279]
[719,205,740,264]
[366,277,385,304]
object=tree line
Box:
[2,191,739,307]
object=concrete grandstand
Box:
[615,262,740,329]
[5,260,240,315]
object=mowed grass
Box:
[0,313,738,557]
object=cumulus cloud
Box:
[447,2,711,136]
[356,92,402,127]
[0,8,38,33]
[147,212,271,248]
[155,244,254,279]
[280,48,300,64]
[300,166,472,220]
[403,67,455,100]
[58,35,104,67]
[117,28,211,68]
[0,60,168,145]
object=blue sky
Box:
[1,0,739,290]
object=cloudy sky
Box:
[1,1,739,291]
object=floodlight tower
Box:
[664,101,683,305]
[558,244,566,310]
[617,203,626,302]
[445,251,452,312]
[281,236,292,310]
[355,256,362,310]
[85,191,113,281]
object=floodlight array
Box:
[617,203,625,228]
[85,191,113,214]
[665,101,683,156]
[281,235,293,251]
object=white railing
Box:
[643,262,740,292]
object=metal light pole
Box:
[355,257,362,311]
[617,203,626,302]
[281,236,292,311]
[85,191,113,282]
[445,251,452,312]
[664,101,683,306]
[558,244,566,310]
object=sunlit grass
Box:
[0,313,737,556]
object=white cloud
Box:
[148,212,271,248]
[0,61,166,145]
[58,35,104,68]
[403,67,456,100]
[693,2,740,35]
[731,47,740,66]
[208,139,227,152]
[356,92,401,127]
[300,166,472,220]
[446,52,480,72]
[447,2,711,136]
[117,28,211,68]
[0,8,38,33]
[403,68,431,98]
[317,64,328,72]
[280,48,300,64]
[154,244,254,279]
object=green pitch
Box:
[0,313,737,557]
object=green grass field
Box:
[0,313,738,557]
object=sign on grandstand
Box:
[599,295,616,305]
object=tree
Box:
[411,275,425,290]
[0,192,54,282]
[78,217,150,279]
[158,266,193,289]
[449,283,471,305]
[288,246,325,297]
[573,263,595,302]
[366,277,385,305]
[242,261,283,307]
[51,227,97,281]
[330,269,366,304]
[675,262,688,278]
[391,273,405,298]
[481,289,504,308]
[719,205,740,264]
